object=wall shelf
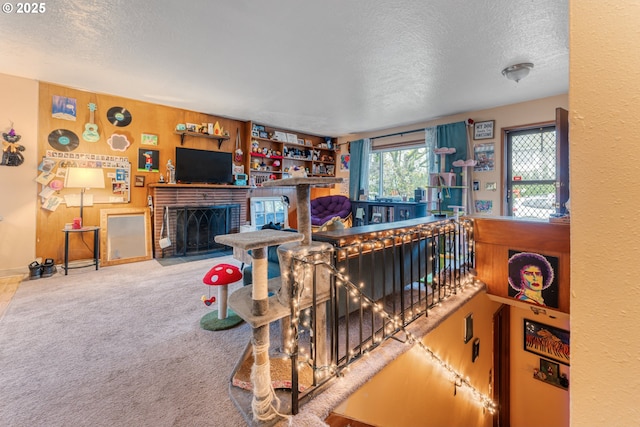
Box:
[247,122,336,186]
[250,152,283,160]
[174,130,230,148]
[351,200,428,226]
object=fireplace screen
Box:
[174,204,239,256]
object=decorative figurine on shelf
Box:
[325,137,333,150]
[289,165,307,178]
[2,124,25,167]
[166,159,176,184]
[234,173,247,186]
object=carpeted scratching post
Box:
[264,177,342,406]
[201,264,244,331]
[217,177,341,422]
[215,229,304,423]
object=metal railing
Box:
[284,218,476,413]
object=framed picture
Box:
[273,131,287,142]
[534,358,568,389]
[540,358,559,381]
[134,175,145,187]
[100,208,152,267]
[475,199,493,214]
[474,143,495,171]
[259,131,268,139]
[474,120,494,140]
[137,149,159,172]
[340,154,350,171]
[253,125,265,132]
[508,250,559,308]
[523,318,570,365]
[485,182,497,191]
[140,133,158,146]
[472,180,480,191]
[464,313,473,343]
[51,95,77,121]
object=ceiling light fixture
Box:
[501,63,534,83]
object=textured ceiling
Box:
[0,0,568,137]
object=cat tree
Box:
[215,176,342,424]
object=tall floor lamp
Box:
[64,167,105,227]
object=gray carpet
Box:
[0,256,248,427]
[0,255,484,427]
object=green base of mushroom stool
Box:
[200,309,243,331]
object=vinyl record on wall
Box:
[47,129,79,151]
[106,106,132,127]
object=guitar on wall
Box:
[82,102,100,142]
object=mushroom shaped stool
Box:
[200,263,244,331]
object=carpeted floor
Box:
[0,256,249,427]
[0,254,483,427]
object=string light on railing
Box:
[282,218,496,413]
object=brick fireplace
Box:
[148,184,250,258]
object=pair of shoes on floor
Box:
[28,261,42,280]
[28,258,57,280]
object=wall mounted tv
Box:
[175,147,233,184]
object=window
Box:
[250,197,289,228]
[367,146,428,200]
[506,126,558,218]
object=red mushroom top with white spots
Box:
[203,263,242,286]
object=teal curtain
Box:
[348,138,370,200]
[435,122,467,210]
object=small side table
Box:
[61,226,100,275]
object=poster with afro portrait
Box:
[508,250,559,309]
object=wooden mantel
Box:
[148,183,251,189]
[148,184,251,257]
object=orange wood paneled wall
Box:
[473,216,570,313]
[36,82,249,264]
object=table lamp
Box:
[64,167,105,227]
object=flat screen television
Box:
[175,147,233,184]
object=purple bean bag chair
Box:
[310,195,352,227]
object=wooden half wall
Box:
[473,216,570,314]
[36,82,249,264]
[35,82,337,264]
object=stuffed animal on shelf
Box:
[289,165,307,177]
